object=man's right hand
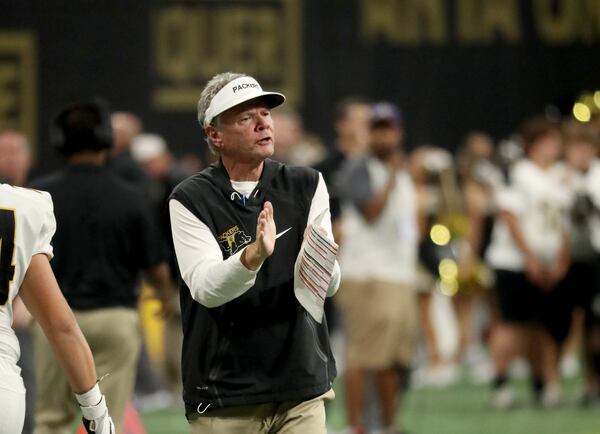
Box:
[242,201,276,270]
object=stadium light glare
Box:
[573,102,591,122]
[430,224,451,246]
[438,258,458,280]
[438,279,458,297]
[582,93,594,106]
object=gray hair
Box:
[197,72,246,154]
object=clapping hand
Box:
[241,201,276,270]
[255,201,276,260]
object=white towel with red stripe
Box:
[294,211,339,323]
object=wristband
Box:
[75,383,102,407]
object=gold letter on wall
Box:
[0,32,36,151]
[458,0,521,43]
[362,0,446,45]
[152,0,302,110]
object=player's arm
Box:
[19,254,95,392]
[499,209,544,286]
[19,253,114,433]
[545,227,571,289]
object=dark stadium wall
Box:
[1,0,599,173]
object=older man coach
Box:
[169,72,341,433]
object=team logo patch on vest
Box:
[218,225,252,255]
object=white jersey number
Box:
[0,209,16,306]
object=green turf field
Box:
[141,378,600,434]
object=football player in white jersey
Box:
[0,183,114,434]
[560,121,600,405]
[486,117,572,409]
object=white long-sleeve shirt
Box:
[169,173,341,308]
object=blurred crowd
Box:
[317,100,600,434]
[1,97,600,434]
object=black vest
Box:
[170,159,336,418]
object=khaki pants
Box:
[33,308,141,434]
[164,311,183,396]
[189,389,335,434]
[338,279,418,369]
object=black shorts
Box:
[584,255,600,326]
[493,268,572,342]
[493,269,542,324]
[559,260,597,320]
[540,271,578,344]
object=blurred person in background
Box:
[410,134,499,387]
[409,145,461,386]
[486,117,572,409]
[336,102,418,434]
[30,100,173,433]
[108,111,150,194]
[131,133,188,261]
[314,97,371,237]
[178,152,204,176]
[271,109,325,166]
[584,121,600,407]
[111,119,173,411]
[0,130,36,434]
[131,133,188,399]
[314,98,371,336]
[558,121,600,405]
[453,132,500,372]
[0,130,32,187]
[270,109,300,164]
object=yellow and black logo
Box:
[218,225,251,255]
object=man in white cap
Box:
[169,72,341,433]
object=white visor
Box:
[203,76,285,127]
